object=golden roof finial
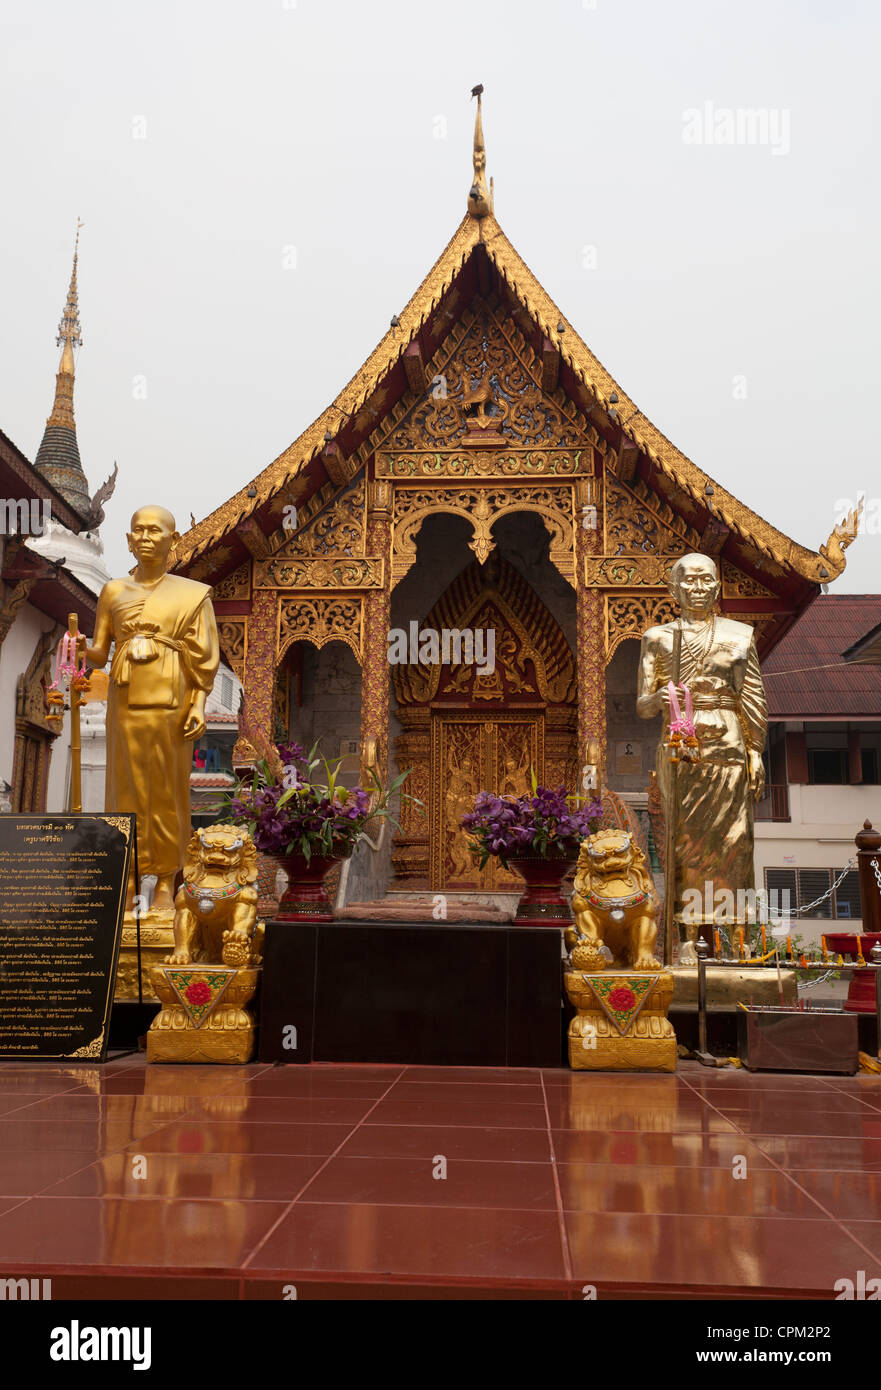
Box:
[467,85,494,219]
[47,219,83,425]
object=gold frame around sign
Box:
[0,812,135,1063]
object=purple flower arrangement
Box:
[226,738,412,863]
[461,778,603,871]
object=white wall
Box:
[755,782,881,938]
[79,703,106,813]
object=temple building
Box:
[0,425,97,811]
[28,222,117,597]
[170,95,859,899]
[11,224,118,814]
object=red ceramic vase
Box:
[506,852,577,928]
[273,852,340,922]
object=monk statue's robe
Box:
[96,573,219,881]
[637,616,767,939]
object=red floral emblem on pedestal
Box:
[184,980,212,1007]
[608,986,637,1012]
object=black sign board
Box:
[0,814,134,1062]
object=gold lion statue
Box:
[567,828,660,972]
[166,824,264,967]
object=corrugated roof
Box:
[844,616,881,666]
[763,596,881,718]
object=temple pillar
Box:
[233,587,279,767]
[360,480,392,781]
[576,475,606,779]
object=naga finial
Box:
[467,85,494,218]
[817,496,863,580]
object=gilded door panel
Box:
[491,718,543,890]
[432,719,485,890]
[431,712,544,891]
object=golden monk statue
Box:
[84,506,220,914]
[637,553,767,964]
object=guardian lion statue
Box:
[567,827,660,972]
[166,824,264,967]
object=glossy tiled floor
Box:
[1,1055,880,1299]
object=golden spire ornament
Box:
[35,218,92,515]
[467,85,494,218]
[47,219,84,429]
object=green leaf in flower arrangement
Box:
[323,759,338,803]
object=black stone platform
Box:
[258,918,566,1067]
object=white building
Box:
[0,428,98,812]
[755,594,881,941]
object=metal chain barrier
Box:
[792,855,880,989]
[791,859,857,916]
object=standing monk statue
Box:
[637,553,767,963]
[83,506,220,913]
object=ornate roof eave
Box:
[479,219,858,586]
[172,215,485,570]
[173,213,857,588]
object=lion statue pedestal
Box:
[147,965,261,1064]
[566,969,677,1072]
[565,828,676,1072]
[146,825,264,1065]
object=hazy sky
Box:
[2,0,878,591]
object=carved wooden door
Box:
[12,730,49,812]
[431,711,544,891]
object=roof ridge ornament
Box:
[468,84,494,219]
[55,218,84,380]
[44,218,85,424]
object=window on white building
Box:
[807,749,846,785]
[764,867,862,920]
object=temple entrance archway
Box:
[392,552,578,891]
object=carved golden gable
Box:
[376,297,591,454]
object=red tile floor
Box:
[1,1055,880,1299]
